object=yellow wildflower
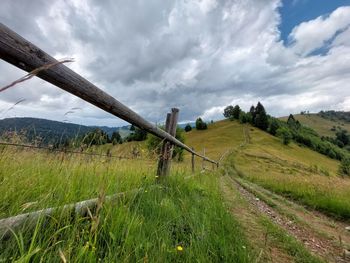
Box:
[176,245,183,252]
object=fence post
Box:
[157,113,171,177]
[157,108,179,177]
[163,108,179,176]
[191,147,195,174]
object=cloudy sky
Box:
[1,0,350,127]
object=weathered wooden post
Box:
[157,113,171,176]
[163,108,179,176]
[191,147,195,174]
[157,108,179,177]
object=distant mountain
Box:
[0,117,131,145]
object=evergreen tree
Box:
[249,105,256,124]
[287,114,301,130]
[254,102,268,130]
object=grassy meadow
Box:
[0,144,252,262]
[2,117,350,261]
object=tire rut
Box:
[228,176,349,263]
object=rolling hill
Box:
[279,113,350,138]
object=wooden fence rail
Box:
[0,23,218,168]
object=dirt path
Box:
[220,175,294,263]
[221,173,350,262]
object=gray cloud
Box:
[0,0,350,126]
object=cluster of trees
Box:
[267,114,348,161]
[81,125,149,145]
[322,128,350,150]
[184,118,210,132]
[223,102,269,130]
[319,110,350,122]
[125,125,147,142]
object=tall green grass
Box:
[230,153,350,220]
[0,146,253,262]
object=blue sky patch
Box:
[279,0,350,44]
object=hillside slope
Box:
[279,114,350,137]
[185,119,339,173]
[185,120,350,217]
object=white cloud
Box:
[0,1,350,126]
[289,6,350,56]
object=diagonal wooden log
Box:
[0,188,144,241]
[0,23,218,165]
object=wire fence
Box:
[0,141,150,161]
[0,22,223,239]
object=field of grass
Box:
[0,145,252,262]
[279,113,350,137]
[2,118,350,261]
[185,119,350,220]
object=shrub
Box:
[339,157,350,176]
[276,127,292,145]
[184,124,192,132]
[195,118,208,130]
[239,111,248,124]
[126,128,147,141]
[111,131,122,145]
[268,118,281,136]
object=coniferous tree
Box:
[254,102,268,130]
[249,105,256,124]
